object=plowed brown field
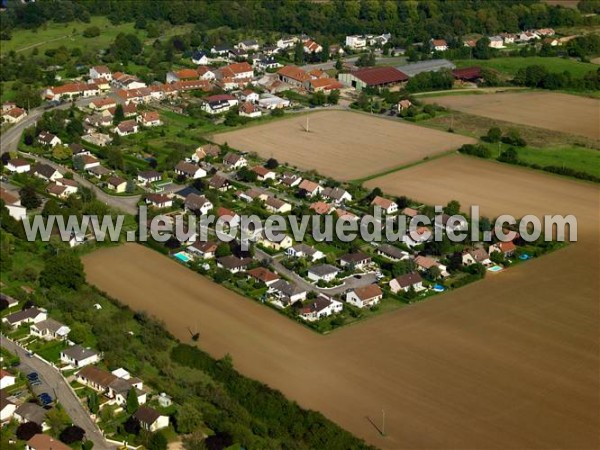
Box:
[424,92,600,140]
[212,110,475,180]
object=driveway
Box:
[1,337,112,450]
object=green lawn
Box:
[483,142,600,178]
[454,57,598,78]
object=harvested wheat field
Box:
[212,110,475,180]
[85,156,599,450]
[425,92,600,140]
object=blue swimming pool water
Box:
[174,252,191,263]
[433,284,445,292]
[488,265,503,272]
[519,254,530,260]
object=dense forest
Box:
[1,0,597,44]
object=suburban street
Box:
[0,337,112,450]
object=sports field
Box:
[426,92,600,140]
[212,111,475,180]
[84,158,599,449]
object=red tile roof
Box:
[351,66,408,86]
[452,66,482,80]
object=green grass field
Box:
[484,143,600,178]
[1,17,194,56]
[454,57,598,78]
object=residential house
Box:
[430,39,448,51]
[137,170,162,184]
[268,280,307,306]
[208,174,231,191]
[462,248,491,266]
[166,68,200,84]
[2,307,47,328]
[90,65,113,82]
[489,36,504,48]
[1,390,16,422]
[216,206,240,227]
[69,143,90,156]
[0,370,16,390]
[238,187,269,203]
[255,57,281,71]
[335,208,359,223]
[87,165,112,179]
[321,187,352,204]
[247,267,280,286]
[187,240,218,259]
[309,201,333,215]
[60,345,100,368]
[346,284,383,308]
[276,36,298,49]
[211,44,232,55]
[414,255,448,277]
[107,176,127,193]
[0,189,26,221]
[217,255,253,273]
[265,196,292,214]
[345,35,367,49]
[191,50,209,65]
[202,94,238,115]
[339,66,408,91]
[303,39,322,53]
[402,226,431,248]
[89,98,117,111]
[286,243,324,261]
[114,119,139,136]
[77,154,101,171]
[436,213,467,233]
[137,111,162,127]
[192,144,221,162]
[300,295,343,321]
[258,232,293,251]
[298,179,323,197]
[252,166,276,181]
[29,319,70,341]
[536,28,555,37]
[184,193,213,215]
[223,152,247,169]
[518,31,540,42]
[146,193,173,209]
[228,48,249,60]
[237,39,260,52]
[377,244,409,261]
[371,196,398,214]
[47,181,71,199]
[107,375,146,407]
[196,66,216,80]
[2,107,27,123]
[240,89,260,103]
[27,435,71,450]
[489,241,517,258]
[37,131,61,147]
[277,65,310,87]
[257,93,290,109]
[133,407,169,432]
[5,158,31,173]
[239,102,262,118]
[339,252,371,269]
[389,272,424,293]
[175,161,206,179]
[500,33,516,44]
[15,406,48,430]
[43,82,99,102]
[220,62,254,80]
[308,264,340,283]
[280,172,302,187]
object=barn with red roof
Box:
[339,66,408,91]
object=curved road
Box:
[1,97,140,215]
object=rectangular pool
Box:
[174,252,191,263]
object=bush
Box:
[457,144,491,159]
[16,422,42,441]
[83,26,100,38]
[60,425,86,444]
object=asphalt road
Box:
[1,337,112,450]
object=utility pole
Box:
[381,408,385,436]
[306,116,309,133]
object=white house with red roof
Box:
[0,370,16,390]
[89,65,113,82]
[137,111,162,127]
[2,107,27,123]
[6,158,31,173]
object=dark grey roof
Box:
[377,244,405,259]
[133,406,161,425]
[15,403,48,425]
[33,163,59,179]
[270,279,305,297]
[61,345,98,361]
[308,264,339,277]
[217,255,252,269]
[174,186,201,199]
[4,307,44,325]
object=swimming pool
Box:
[174,252,191,263]
[432,284,445,292]
[519,254,530,260]
[487,265,503,272]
